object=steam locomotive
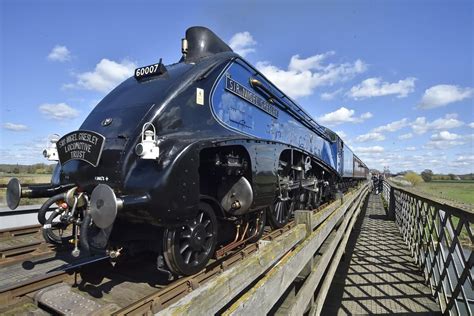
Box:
[6,27,368,276]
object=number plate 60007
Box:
[134,63,161,80]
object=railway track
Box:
[0,225,57,267]
[0,222,296,313]
[0,191,347,315]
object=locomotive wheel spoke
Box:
[184,250,192,264]
[268,196,291,229]
[163,201,218,276]
[276,203,282,221]
[180,243,190,254]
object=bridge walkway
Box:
[323,193,441,315]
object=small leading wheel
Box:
[267,194,295,229]
[163,202,217,276]
[246,209,266,243]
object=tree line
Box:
[420,170,473,182]
[0,163,56,174]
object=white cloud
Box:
[469,122,474,128]
[357,147,472,174]
[256,53,366,99]
[425,131,471,149]
[228,32,257,57]
[288,51,335,72]
[355,132,385,143]
[321,88,343,101]
[353,146,384,153]
[430,131,460,141]
[68,59,136,93]
[47,45,71,62]
[348,77,416,99]
[39,103,79,120]
[411,114,464,134]
[373,118,408,133]
[3,122,28,131]
[335,130,347,140]
[450,155,474,168]
[317,107,372,126]
[398,133,413,140]
[418,84,473,109]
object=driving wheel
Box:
[267,193,295,229]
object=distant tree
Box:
[448,173,456,180]
[421,169,433,182]
[13,167,20,174]
[404,172,424,186]
[27,165,35,174]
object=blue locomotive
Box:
[6,27,368,276]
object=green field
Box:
[415,181,474,206]
[408,180,473,248]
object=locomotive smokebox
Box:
[183,26,233,61]
[89,184,150,228]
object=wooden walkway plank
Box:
[322,193,441,315]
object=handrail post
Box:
[295,210,313,237]
[388,185,395,220]
[295,210,315,280]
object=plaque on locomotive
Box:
[56,130,105,167]
[225,76,279,118]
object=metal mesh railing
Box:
[383,180,474,315]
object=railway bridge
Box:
[0,181,472,315]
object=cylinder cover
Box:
[220,177,254,215]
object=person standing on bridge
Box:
[378,174,384,195]
[372,174,379,194]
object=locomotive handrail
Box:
[249,78,278,104]
[382,180,473,316]
[160,182,369,315]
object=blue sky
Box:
[1,0,472,174]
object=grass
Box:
[0,173,52,186]
[0,174,52,207]
[411,181,473,249]
[415,181,474,206]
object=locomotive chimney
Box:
[183,26,233,62]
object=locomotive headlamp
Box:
[43,134,60,161]
[135,122,160,160]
